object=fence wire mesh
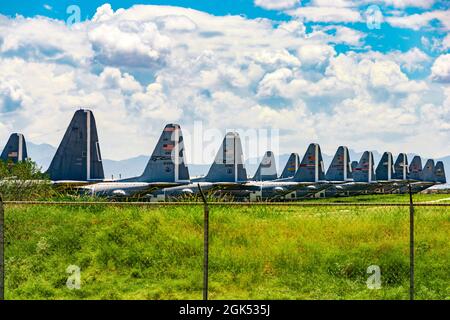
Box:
[1,201,449,300]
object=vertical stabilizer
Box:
[353,151,375,183]
[252,151,277,181]
[46,109,104,181]
[422,159,435,182]
[1,133,28,163]
[393,153,409,180]
[375,152,394,181]
[204,132,247,182]
[435,161,446,184]
[293,143,326,182]
[408,156,423,181]
[325,146,352,181]
[279,153,300,179]
[135,124,190,183]
[350,161,358,178]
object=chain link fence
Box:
[0,199,448,300]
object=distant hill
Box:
[26,142,449,180]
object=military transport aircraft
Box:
[241,143,333,201]
[0,133,28,163]
[147,131,248,201]
[0,109,104,189]
[279,153,300,179]
[78,124,190,198]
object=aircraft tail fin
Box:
[293,143,326,182]
[252,151,277,181]
[422,159,436,182]
[408,156,423,181]
[393,153,409,180]
[204,132,247,182]
[46,109,104,181]
[279,153,300,179]
[435,161,446,184]
[353,151,375,183]
[1,133,28,163]
[350,161,358,178]
[325,146,352,181]
[375,152,394,181]
[137,124,190,183]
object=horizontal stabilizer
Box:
[353,151,375,183]
[252,151,277,181]
[325,146,352,181]
[293,143,326,182]
[1,133,28,163]
[205,132,247,183]
[279,153,300,179]
[46,109,104,181]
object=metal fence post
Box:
[408,183,414,300]
[198,184,209,301]
[0,194,4,300]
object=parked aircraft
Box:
[376,153,410,193]
[46,109,105,186]
[279,153,300,179]
[2,108,447,200]
[153,143,330,202]
[0,110,105,191]
[147,132,248,201]
[407,158,438,193]
[252,151,278,181]
[435,161,447,184]
[324,146,354,197]
[1,133,28,163]
[334,151,380,195]
[79,124,190,198]
[242,143,332,201]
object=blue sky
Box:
[0,1,449,162]
[0,0,448,59]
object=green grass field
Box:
[4,195,450,300]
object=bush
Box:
[0,159,56,201]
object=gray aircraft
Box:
[335,151,380,195]
[46,109,105,186]
[324,146,354,197]
[376,153,410,193]
[79,124,190,198]
[406,157,443,193]
[147,131,248,201]
[321,147,402,197]
[252,151,278,181]
[1,110,105,190]
[279,153,300,179]
[242,143,332,201]
[1,133,28,163]
[372,152,402,193]
[435,161,447,184]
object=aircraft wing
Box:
[208,182,249,190]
